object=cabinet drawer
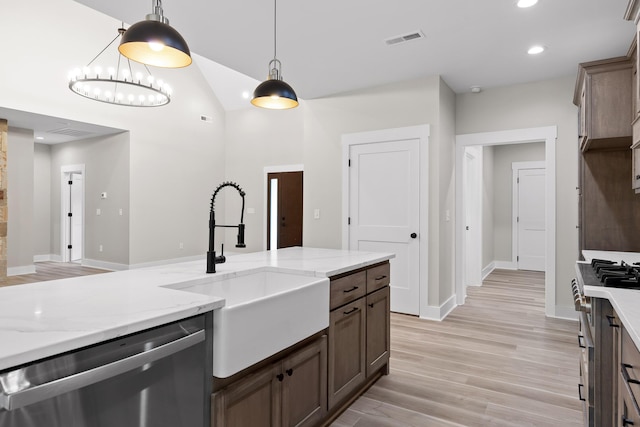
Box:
[330,271,366,310]
[366,263,390,294]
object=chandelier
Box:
[68,27,172,107]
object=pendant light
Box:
[119,0,192,68]
[251,0,298,109]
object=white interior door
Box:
[516,168,545,271]
[349,139,420,315]
[463,147,482,288]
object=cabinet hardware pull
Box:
[607,315,620,328]
[286,368,293,376]
[277,373,284,382]
[375,275,387,281]
[368,303,375,308]
[343,286,359,293]
[578,383,585,402]
[343,307,359,315]
[623,417,635,426]
[578,334,586,349]
[636,175,640,180]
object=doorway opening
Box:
[61,164,85,264]
[455,126,557,316]
[266,169,303,250]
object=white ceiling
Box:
[75,0,635,101]
[8,0,638,142]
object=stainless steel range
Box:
[573,257,639,427]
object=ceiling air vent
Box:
[47,127,94,137]
[384,30,425,46]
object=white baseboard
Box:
[8,265,36,276]
[420,295,457,321]
[34,254,56,262]
[552,305,578,321]
[128,255,204,270]
[494,260,517,270]
[81,259,126,272]
[481,262,495,280]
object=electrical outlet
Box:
[179,242,184,249]
[119,208,123,216]
[96,208,101,216]
[314,209,320,220]
[99,244,103,252]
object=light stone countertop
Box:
[581,250,640,351]
[0,247,393,371]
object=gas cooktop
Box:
[578,258,640,290]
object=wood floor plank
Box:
[3,262,109,287]
[331,269,582,426]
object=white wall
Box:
[1,0,226,267]
[7,128,34,273]
[482,146,494,269]
[456,75,579,313]
[492,142,545,262]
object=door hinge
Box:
[517,256,519,262]
[348,159,351,167]
[68,212,72,217]
[68,180,73,185]
[348,217,351,225]
[517,177,519,184]
[517,216,519,223]
[67,244,72,249]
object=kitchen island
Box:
[0,247,393,371]
[0,247,393,427]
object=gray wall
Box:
[493,142,545,262]
[456,75,579,313]
[7,128,34,271]
[50,133,130,265]
[33,143,51,257]
[482,146,494,269]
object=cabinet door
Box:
[366,286,390,377]
[619,378,640,427]
[281,336,327,427]
[328,298,366,409]
[212,365,280,427]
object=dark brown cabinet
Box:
[212,336,327,427]
[618,326,640,427]
[327,262,391,411]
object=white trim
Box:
[34,254,54,262]
[481,262,495,281]
[455,126,557,317]
[262,164,304,251]
[494,260,518,270]
[60,164,85,263]
[81,258,123,271]
[342,125,430,317]
[50,254,63,263]
[419,295,457,321]
[126,254,205,270]
[553,306,579,321]
[511,161,546,270]
[7,265,36,276]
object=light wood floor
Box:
[3,262,110,287]
[5,265,582,426]
[332,269,582,427]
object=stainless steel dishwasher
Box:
[0,313,212,427]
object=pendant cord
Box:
[273,0,277,60]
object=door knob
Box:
[410,233,417,239]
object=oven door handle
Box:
[0,329,205,411]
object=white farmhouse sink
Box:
[165,269,329,378]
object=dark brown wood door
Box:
[267,171,303,249]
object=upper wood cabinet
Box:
[573,56,633,152]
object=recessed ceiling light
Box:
[528,45,545,55]
[35,136,44,140]
[517,0,538,8]
[242,91,250,99]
